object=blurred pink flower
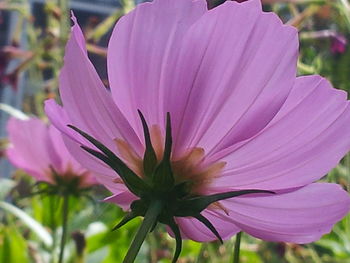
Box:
[45,0,350,244]
[0,46,17,90]
[0,46,31,90]
[7,117,95,189]
[331,34,347,54]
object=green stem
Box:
[58,194,70,263]
[123,200,163,263]
[232,232,242,263]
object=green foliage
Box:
[0,224,30,263]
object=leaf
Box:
[0,201,53,247]
[0,225,30,262]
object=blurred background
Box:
[1,0,350,262]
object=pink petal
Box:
[211,76,350,190]
[168,0,298,155]
[46,100,129,192]
[108,0,207,134]
[47,125,86,175]
[220,183,350,243]
[62,134,124,193]
[46,101,118,191]
[55,14,142,154]
[45,16,146,192]
[45,100,127,192]
[6,118,51,181]
[45,124,97,187]
[175,209,240,242]
[104,191,138,211]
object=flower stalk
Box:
[123,200,164,263]
[232,232,242,263]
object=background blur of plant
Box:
[0,0,350,262]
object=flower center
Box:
[114,124,226,196]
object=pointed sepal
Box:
[80,145,148,197]
[175,189,274,217]
[138,110,158,178]
[112,211,138,231]
[166,217,182,263]
[194,214,223,243]
[68,125,149,197]
[152,113,175,191]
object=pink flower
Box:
[331,34,347,54]
[6,117,95,189]
[45,0,350,247]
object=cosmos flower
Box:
[45,0,350,259]
[7,117,95,190]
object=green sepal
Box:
[80,145,148,197]
[112,211,138,231]
[112,198,151,231]
[68,125,149,197]
[171,181,191,199]
[129,199,148,216]
[31,167,92,197]
[175,189,275,217]
[194,214,223,243]
[152,113,175,191]
[163,113,172,161]
[169,219,182,263]
[159,215,182,263]
[138,110,158,178]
